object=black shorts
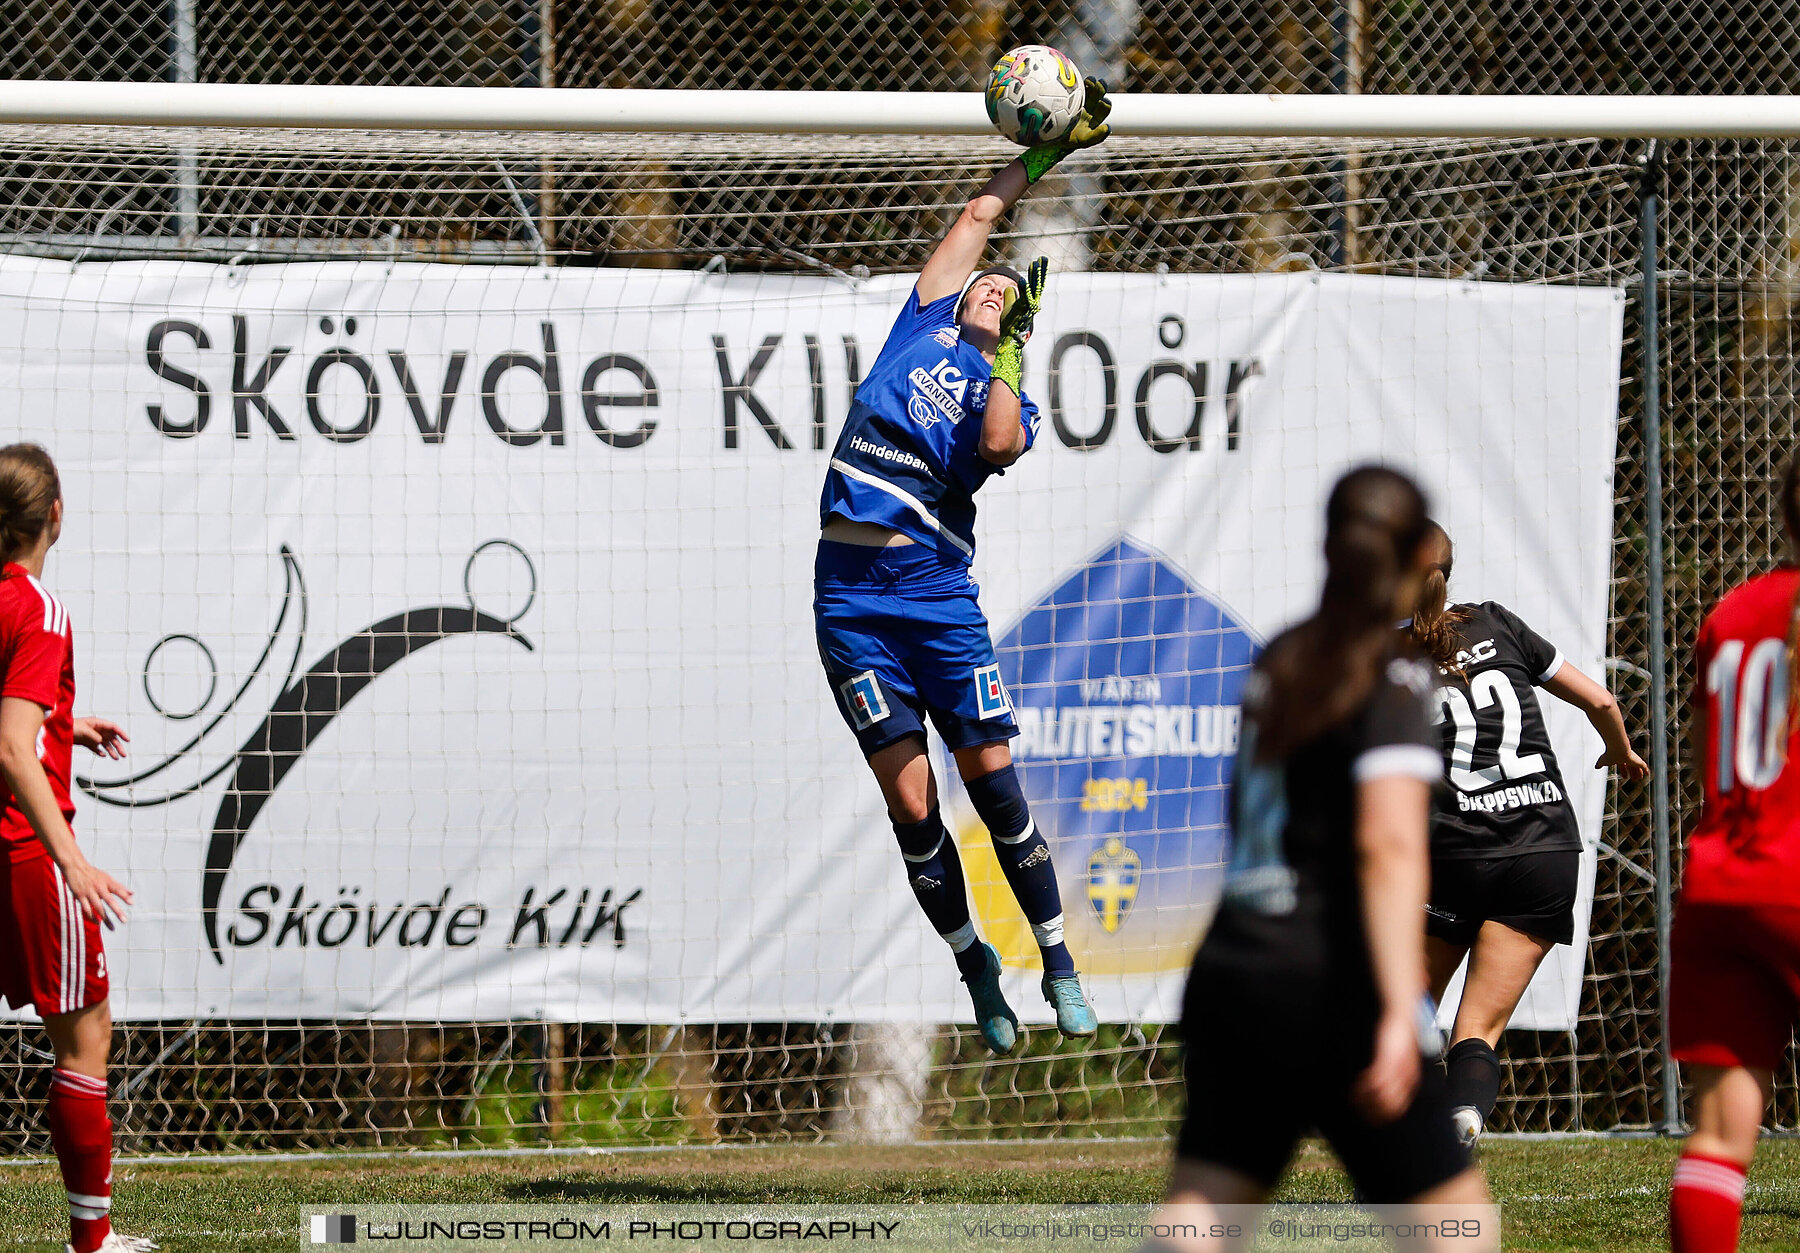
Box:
[1426,848,1579,948]
[1175,955,1469,1201]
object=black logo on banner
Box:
[78,542,536,963]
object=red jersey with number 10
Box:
[0,563,76,864]
[1684,567,1800,907]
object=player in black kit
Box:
[1146,469,1492,1251]
[1410,522,1647,1146]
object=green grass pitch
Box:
[4,1139,1798,1251]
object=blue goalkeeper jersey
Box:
[819,286,1041,565]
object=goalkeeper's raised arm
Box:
[914,75,1112,307]
[809,80,1111,1055]
[915,76,1108,466]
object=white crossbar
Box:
[3,81,1800,138]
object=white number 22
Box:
[1438,672,1547,792]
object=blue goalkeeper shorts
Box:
[814,539,1018,757]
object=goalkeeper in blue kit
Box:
[814,79,1112,1053]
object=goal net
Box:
[0,119,1789,1153]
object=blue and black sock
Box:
[893,807,987,980]
[963,764,1073,975]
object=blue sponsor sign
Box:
[967,537,1259,974]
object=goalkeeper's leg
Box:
[869,738,986,981]
[868,737,1018,1055]
[954,742,1096,1038]
[954,744,1070,973]
[905,611,1096,1039]
[818,591,1021,1053]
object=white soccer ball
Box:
[985,45,1086,147]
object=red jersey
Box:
[0,563,76,864]
[1684,567,1800,907]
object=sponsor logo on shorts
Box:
[974,664,1011,718]
[842,671,890,730]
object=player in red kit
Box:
[0,445,152,1253]
[1666,454,1800,1253]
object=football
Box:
[985,44,1086,146]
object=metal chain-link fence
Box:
[11,1,1800,95]
[0,0,1797,1151]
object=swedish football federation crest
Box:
[956,536,1259,975]
[1086,837,1141,933]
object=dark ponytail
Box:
[1253,465,1431,760]
[0,444,60,569]
[1411,520,1469,675]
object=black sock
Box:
[892,807,986,978]
[1445,1036,1501,1122]
[963,764,1073,974]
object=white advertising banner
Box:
[0,256,1622,1028]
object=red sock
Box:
[1670,1152,1748,1253]
[47,1068,112,1253]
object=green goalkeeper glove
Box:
[991,256,1048,397]
[1022,77,1113,185]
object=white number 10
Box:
[1707,638,1789,793]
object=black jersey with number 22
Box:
[1430,601,1580,859]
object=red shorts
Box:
[0,852,109,1017]
[1669,900,1800,1071]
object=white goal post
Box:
[5,80,1800,138]
[0,83,1742,1149]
